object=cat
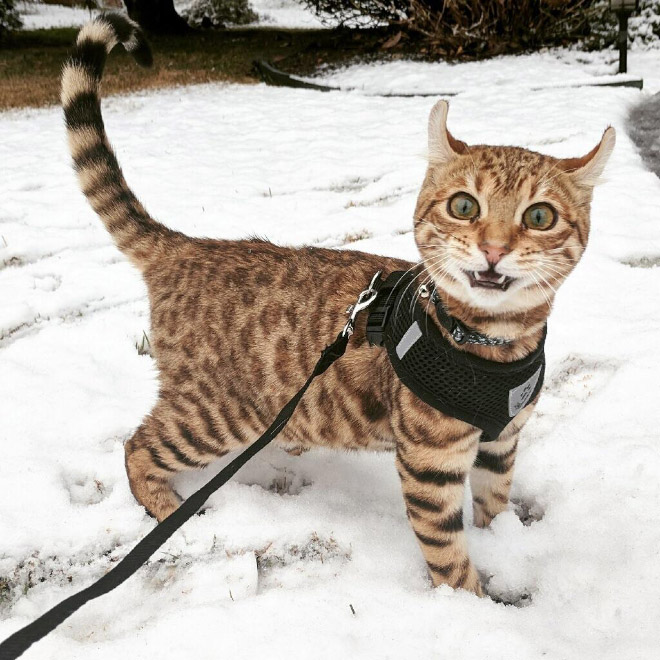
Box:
[61,14,615,596]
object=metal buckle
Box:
[451,321,467,344]
[342,271,382,337]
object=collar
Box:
[427,285,512,347]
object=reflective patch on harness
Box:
[396,321,422,359]
[508,365,542,417]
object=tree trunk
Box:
[123,0,190,34]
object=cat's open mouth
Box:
[465,269,514,291]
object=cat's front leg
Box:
[470,402,537,528]
[394,418,482,595]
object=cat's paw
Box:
[472,496,507,529]
[472,505,494,529]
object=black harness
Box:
[366,271,546,441]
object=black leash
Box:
[0,274,378,660]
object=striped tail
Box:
[61,14,179,270]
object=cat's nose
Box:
[480,243,510,265]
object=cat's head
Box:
[414,101,615,313]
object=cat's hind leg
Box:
[124,411,221,521]
[125,421,181,521]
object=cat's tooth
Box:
[473,271,482,280]
[496,274,506,284]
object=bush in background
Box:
[0,0,22,39]
[302,0,407,27]
[409,0,595,55]
[180,0,257,27]
[303,0,608,56]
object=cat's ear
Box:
[558,127,616,187]
[428,100,469,164]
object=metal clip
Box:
[451,322,467,344]
[342,271,382,337]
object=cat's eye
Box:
[448,193,480,221]
[523,203,557,231]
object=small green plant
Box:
[135,330,152,356]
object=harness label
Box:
[396,321,422,359]
[508,365,542,417]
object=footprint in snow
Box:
[231,445,314,496]
[511,497,544,527]
[544,354,619,400]
[33,274,62,292]
[62,473,113,506]
[485,583,533,608]
[534,354,620,439]
[238,464,313,496]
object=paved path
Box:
[628,92,660,177]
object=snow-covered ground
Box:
[311,48,660,95]
[16,1,98,30]
[247,0,325,28]
[16,1,326,30]
[1,52,660,660]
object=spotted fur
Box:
[61,16,615,596]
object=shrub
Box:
[407,0,595,54]
[587,0,660,49]
[181,0,257,27]
[303,0,407,27]
[303,0,604,56]
[0,0,22,40]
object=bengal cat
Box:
[61,15,615,596]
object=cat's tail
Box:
[61,14,181,270]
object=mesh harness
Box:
[366,271,546,441]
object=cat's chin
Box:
[436,274,529,313]
[462,286,520,311]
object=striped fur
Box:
[61,13,181,270]
[61,24,613,596]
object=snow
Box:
[1,49,660,660]
[16,2,100,30]
[244,0,327,28]
[16,1,326,30]
[310,47,660,95]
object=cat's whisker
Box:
[536,246,583,253]
[530,259,573,272]
[536,267,566,285]
[398,254,458,318]
[527,259,575,272]
[533,257,574,270]
[528,270,553,311]
[534,267,561,295]
[394,266,438,320]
